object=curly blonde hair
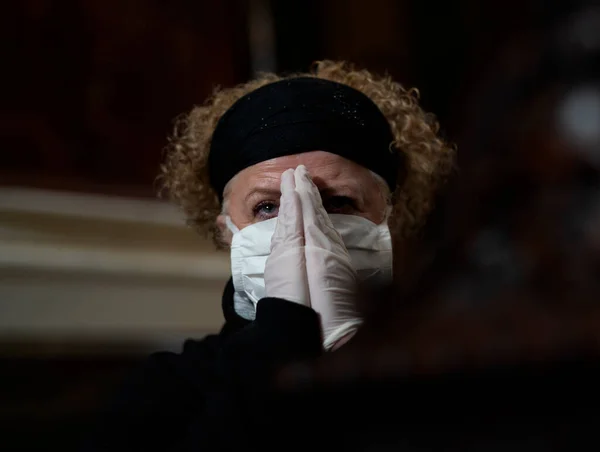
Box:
[159,60,455,248]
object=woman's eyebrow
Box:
[243,181,364,203]
[319,183,363,197]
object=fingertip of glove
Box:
[280,168,295,189]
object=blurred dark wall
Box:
[2,0,571,198]
[1,0,250,197]
[2,0,586,198]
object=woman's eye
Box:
[323,196,357,214]
[253,201,279,219]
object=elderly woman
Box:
[84,61,453,451]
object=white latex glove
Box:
[264,165,362,349]
[264,168,310,306]
[294,165,362,350]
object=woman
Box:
[83,60,454,451]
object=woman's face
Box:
[217,151,389,244]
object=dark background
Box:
[2,1,598,450]
[2,0,572,196]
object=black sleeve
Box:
[215,297,323,394]
[80,298,322,452]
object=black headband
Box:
[208,77,399,200]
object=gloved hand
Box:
[295,165,362,349]
[265,165,362,350]
[264,168,310,306]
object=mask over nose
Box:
[226,214,393,320]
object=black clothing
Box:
[80,280,600,451]
[82,279,323,452]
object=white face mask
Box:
[226,214,393,320]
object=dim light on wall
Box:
[0,187,230,349]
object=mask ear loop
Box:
[225,216,240,234]
[380,205,393,225]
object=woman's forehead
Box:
[237,151,372,184]
[222,151,384,205]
